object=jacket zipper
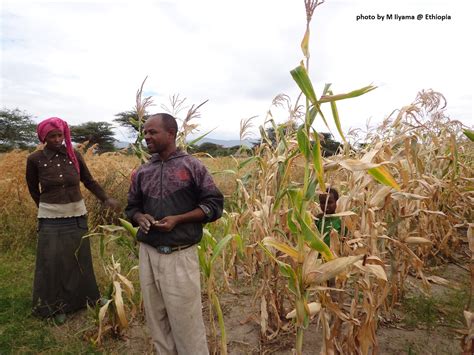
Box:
[160,160,164,217]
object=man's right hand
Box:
[133,213,155,234]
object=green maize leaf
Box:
[328,90,347,145]
[262,236,298,260]
[309,105,330,131]
[463,129,474,141]
[319,85,377,103]
[290,64,318,105]
[296,212,334,260]
[287,273,298,296]
[311,130,325,191]
[322,83,332,96]
[188,127,217,146]
[210,234,234,265]
[288,188,304,213]
[304,177,317,202]
[297,127,310,159]
[234,233,245,257]
[119,218,138,238]
[211,293,227,354]
[287,209,298,234]
[301,28,310,58]
[368,166,401,191]
[197,246,210,277]
[259,242,296,280]
[238,156,257,170]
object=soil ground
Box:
[1,241,469,354]
[46,256,469,354]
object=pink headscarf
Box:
[37,117,80,173]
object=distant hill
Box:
[193,138,255,148]
[114,138,256,149]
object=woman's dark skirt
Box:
[32,216,100,318]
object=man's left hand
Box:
[153,216,179,232]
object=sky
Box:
[1,0,472,143]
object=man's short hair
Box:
[149,113,178,138]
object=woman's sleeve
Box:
[76,151,108,202]
[26,156,40,207]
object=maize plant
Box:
[198,225,234,355]
[92,255,138,345]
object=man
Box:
[126,113,223,354]
[315,187,341,247]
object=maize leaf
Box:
[368,166,401,191]
[113,281,128,329]
[95,299,112,344]
[405,237,432,245]
[312,129,325,190]
[301,27,310,58]
[262,236,298,260]
[354,261,387,281]
[328,89,347,144]
[119,218,138,238]
[463,129,474,141]
[319,85,377,103]
[339,159,381,171]
[210,234,234,265]
[290,64,318,105]
[297,127,311,159]
[305,255,364,285]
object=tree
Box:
[113,110,146,136]
[70,121,116,153]
[0,108,37,151]
[319,132,342,156]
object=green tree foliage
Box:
[0,108,36,152]
[70,121,116,153]
[113,110,145,136]
[262,123,341,156]
[319,132,342,156]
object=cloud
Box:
[1,0,471,142]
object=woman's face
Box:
[45,129,64,150]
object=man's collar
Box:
[150,149,185,162]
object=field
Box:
[1,2,473,351]
[1,86,473,354]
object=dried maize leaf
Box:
[113,281,128,329]
[405,237,433,245]
[286,302,321,319]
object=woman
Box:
[26,117,119,322]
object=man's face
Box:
[143,117,173,154]
[45,129,64,151]
[319,193,337,215]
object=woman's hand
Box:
[104,197,121,212]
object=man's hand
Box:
[133,212,155,234]
[153,216,180,232]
